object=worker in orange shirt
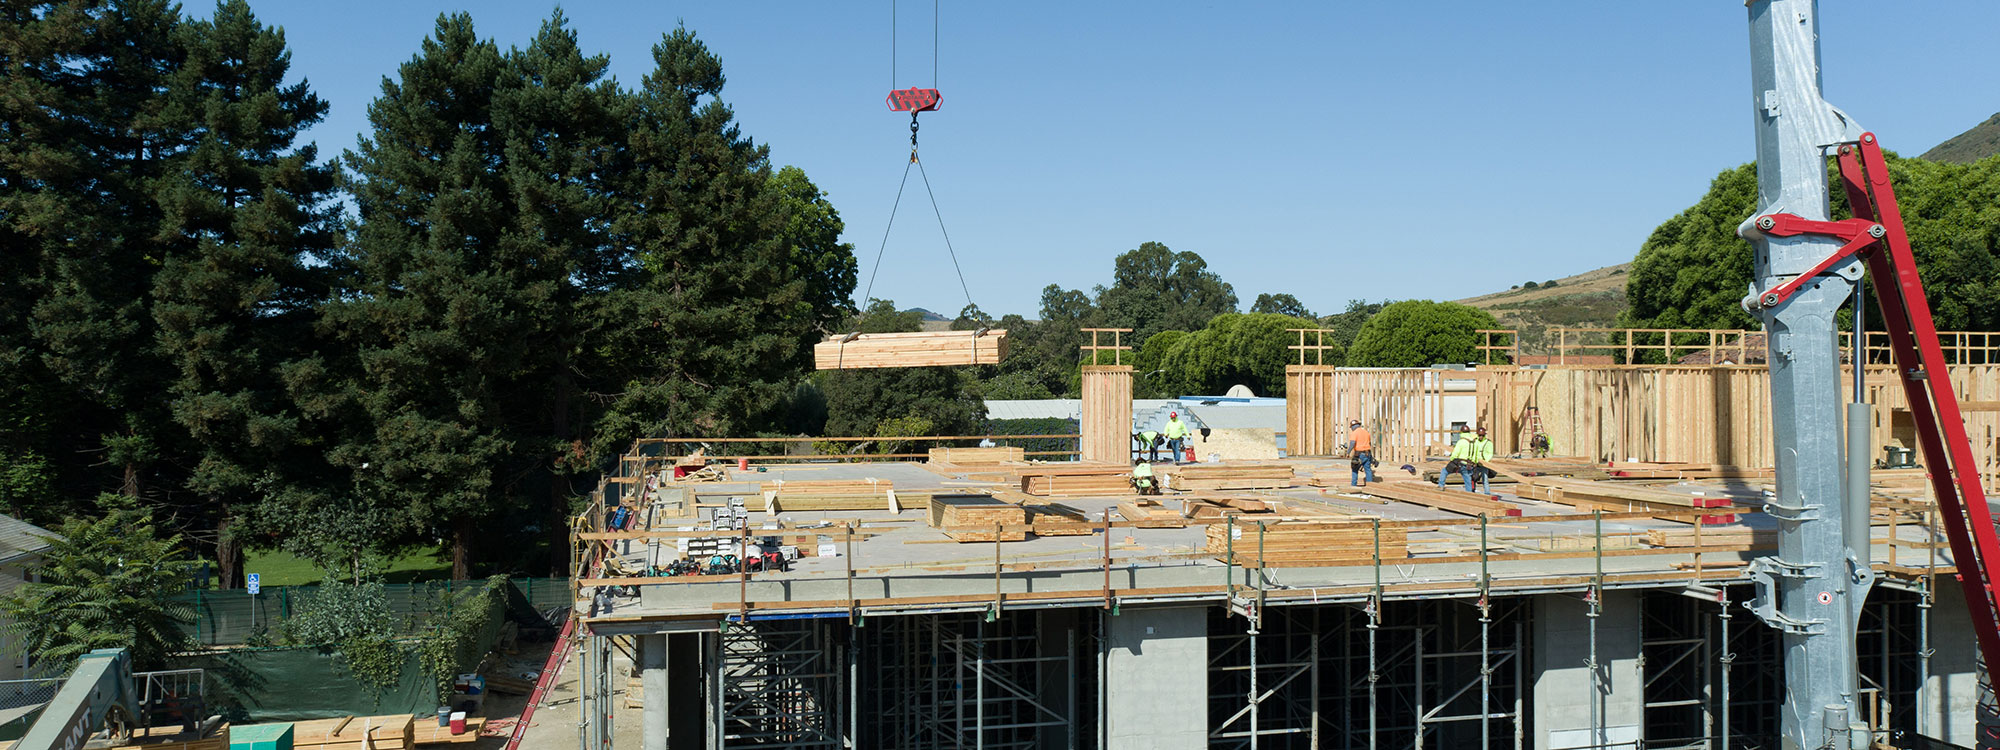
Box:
[1347,419,1377,486]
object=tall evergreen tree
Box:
[148,0,338,587]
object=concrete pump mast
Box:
[1739,1,1874,748]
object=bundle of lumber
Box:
[814,329,1009,370]
[760,479,896,512]
[1516,479,1734,514]
[927,446,1025,465]
[287,715,415,750]
[1205,521,1409,567]
[1645,525,1777,548]
[1360,481,1521,518]
[1161,463,1295,491]
[928,494,1028,541]
[1019,465,1131,497]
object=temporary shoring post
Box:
[1741,2,1874,748]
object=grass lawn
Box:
[242,546,452,587]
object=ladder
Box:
[1751,132,2000,698]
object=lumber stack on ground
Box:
[759,479,894,512]
[1645,525,1776,548]
[288,715,416,750]
[1359,481,1522,518]
[928,494,1029,541]
[927,446,1025,465]
[1205,521,1409,567]
[1161,464,1295,491]
[814,329,1008,370]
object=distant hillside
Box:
[1921,112,2000,164]
[1456,263,1631,353]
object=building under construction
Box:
[569,331,1997,750]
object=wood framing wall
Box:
[1292,364,2000,486]
[1081,365,1133,464]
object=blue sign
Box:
[246,573,261,596]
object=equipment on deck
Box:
[1741,2,2000,747]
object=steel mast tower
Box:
[1739,1,1873,748]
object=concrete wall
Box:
[1102,606,1207,749]
[1533,591,1643,750]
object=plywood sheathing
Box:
[1081,365,1134,464]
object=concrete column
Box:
[1921,589,1981,746]
[1103,605,1207,749]
[1532,591,1643,750]
[640,634,667,750]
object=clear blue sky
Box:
[227,1,2000,319]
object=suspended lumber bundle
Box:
[1160,464,1295,491]
[928,494,1028,542]
[1205,521,1409,567]
[927,446,1025,465]
[1359,481,1521,518]
[1645,525,1777,548]
[814,329,1008,370]
[760,479,895,512]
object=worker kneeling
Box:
[1131,459,1161,495]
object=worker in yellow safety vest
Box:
[1162,412,1190,463]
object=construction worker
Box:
[1131,459,1158,495]
[1163,411,1190,463]
[1347,419,1376,486]
[1464,426,1496,493]
[1439,425,1477,490]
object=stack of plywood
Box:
[1360,482,1522,518]
[927,446,1026,465]
[927,494,1028,541]
[1019,466,1131,497]
[1205,521,1408,567]
[1160,464,1295,491]
[760,479,894,512]
[1645,525,1777,548]
[814,329,1008,370]
[288,715,415,750]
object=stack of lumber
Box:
[289,715,415,750]
[1516,479,1735,516]
[1019,465,1131,497]
[1118,500,1189,528]
[1205,521,1409,567]
[1161,464,1295,491]
[814,329,1009,370]
[1360,481,1522,518]
[1645,525,1777,549]
[412,717,485,746]
[928,494,1028,541]
[760,479,894,512]
[927,446,1024,465]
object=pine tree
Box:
[148,0,338,587]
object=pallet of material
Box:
[1160,464,1295,491]
[287,715,416,750]
[1359,482,1522,518]
[1645,526,1777,548]
[1205,521,1409,567]
[759,479,895,512]
[929,494,1029,541]
[927,446,1025,465]
[814,329,1009,370]
[412,717,486,746]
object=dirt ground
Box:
[471,638,640,749]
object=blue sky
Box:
[226,1,2000,319]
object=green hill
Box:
[1920,112,2000,164]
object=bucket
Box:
[737,457,749,471]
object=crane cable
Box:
[856,0,974,326]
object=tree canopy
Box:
[1346,301,1500,367]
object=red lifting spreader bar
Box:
[886,87,941,112]
[1750,132,2000,692]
